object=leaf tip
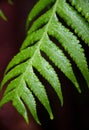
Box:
[61,100,64,107]
[24,116,29,125]
[50,113,54,120]
[36,120,41,125]
[74,82,81,93]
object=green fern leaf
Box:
[0,48,53,123]
[57,0,89,45]
[48,17,89,87]
[26,0,55,30]
[69,0,89,22]
[0,76,40,124]
[0,0,89,124]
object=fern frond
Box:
[0,0,89,124]
[0,76,40,124]
[0,48,53,123]
[48,17,89,87]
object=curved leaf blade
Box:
[33,52,63,105]
[41,34,80,92]
[48,19,89,87]
[26,0,55,30]
[69,0,89,22]
[24,66,54,120]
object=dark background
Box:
[0,0,89,130]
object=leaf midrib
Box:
[20,0,58,78]
[12,0,59,94]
